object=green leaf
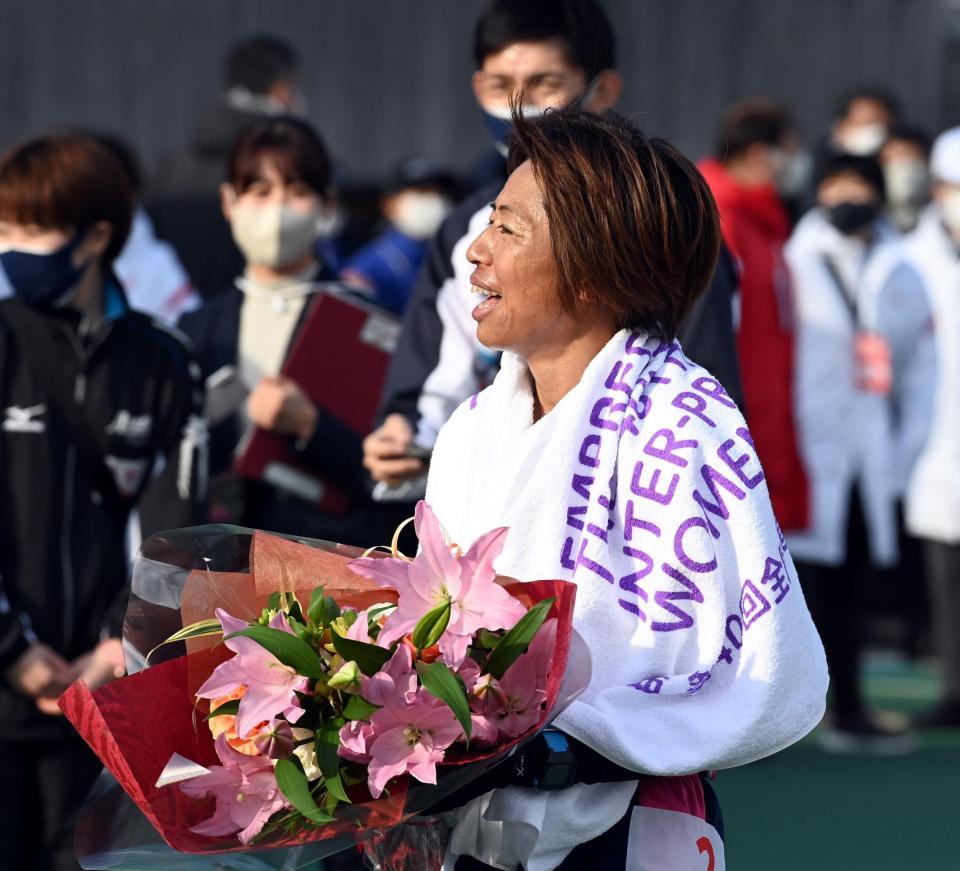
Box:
[343,696,380,721]
[204,698,240,721]
[288,617,310,642]
[485,598,556,680]
[225,625,324,679]
[416,661,471,739]
[275,757,335,824]
[316,722,351,803]
[267,592,282,612]
[411,601,451,651]
[366,603,396,622]
[330,631,391,677]
[308,587,341,628]
[287,595,305,625]
[145,617,223,663]
[475,629,503,649]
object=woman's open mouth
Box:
[471,284,502,320]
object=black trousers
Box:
[0,734,103,871]
[924,539,960,701]
[793,487,873,720]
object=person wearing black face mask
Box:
[0,134,207,871]
[783,153,935,754]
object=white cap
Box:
[930,127,960,185]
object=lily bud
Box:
[328,660,361,692]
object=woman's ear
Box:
[220,183,237,222]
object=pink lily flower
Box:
[345,608,373,643]
[338,719,375,763]
[476,619,556,739]
[181,733,289,844]
[361,643,418,708]
[196,609,311,736]
[363,689,464,798]
[348,502,526,668]
[493,652,547,738]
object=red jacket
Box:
[699,159,809,531]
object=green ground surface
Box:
[717,656,956,870]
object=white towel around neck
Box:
[426,330,828,871]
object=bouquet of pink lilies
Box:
[61,502,576,865]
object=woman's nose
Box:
[466,226,493,266]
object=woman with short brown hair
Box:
[425,108,828,870]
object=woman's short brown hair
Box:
[508,108,721,340]
[0,133,134,263]
[228,117,332,196]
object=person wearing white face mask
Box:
[879,126,932,233]
[339,157,456,315]
[178,118,383,546]
[831,87,899,158]
[902,126,960,729]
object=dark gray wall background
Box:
[0,0,951,183]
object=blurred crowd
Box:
[0,1,959,868]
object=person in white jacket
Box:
[785,152,935,752]
[903,127,960,728]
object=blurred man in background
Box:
[364,0,743,496]
[149,35,304,296]
[879,125,932,233]
[786,153,933,752]
[829,86,900,158]
[340,156,457,316]
[904,127,960,729]
[0,133,206,870]
[700,100,810,533]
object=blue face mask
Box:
[481,105,548,157]
[0,233,86,308]
[481,83,598,155]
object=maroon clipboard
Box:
[234,290,400,512]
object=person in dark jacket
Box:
[148,35,307,296]
[0,134,206,871]
[363,0,742,490]
[179,117,396,547]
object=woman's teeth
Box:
[470,284,500,300]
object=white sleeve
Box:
[885,265,936,495]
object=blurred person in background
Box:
[178,117,383,546]
[0,133,206,870]
[878,125,932,233]
[97,134,201,323]
[786,153,934,752]
[828,86,899,158]
[149,35,307,296]
[364,0,743,495]
[699,100,809,532]
[339,156,457,316]
[903,127,960,728]
[0,133,201,325]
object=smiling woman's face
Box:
[467,160,595,358]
